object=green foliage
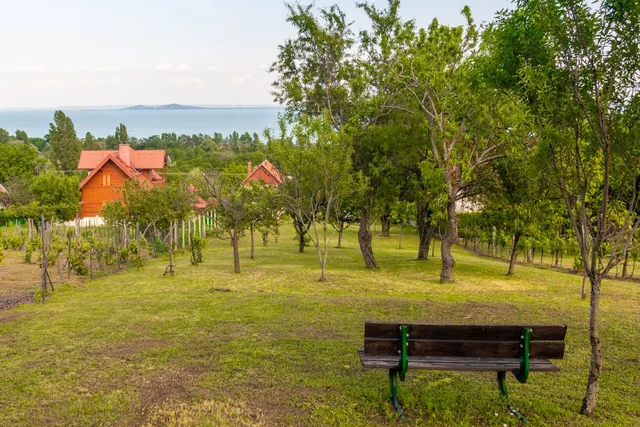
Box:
[114,123,129,145]
[30,173,81,220]
[14,130,28,143]
[0,128,9,143]
[0,142,45,183]
[48,110,81,173]
[24,237,41,264]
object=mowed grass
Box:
[0,224,639,426]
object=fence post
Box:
[40,214,47,304]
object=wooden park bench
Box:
[358,322,567,423]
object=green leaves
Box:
[48,110,81,173]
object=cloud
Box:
[156,63,174,71]
[98,65,121,72]
[259,63,267,69]
[229,72,254,85]
[156,63,191,71]
[207,65,220,71]
[16,65,47,73]
[171,75,203,88]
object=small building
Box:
[77,144,166,218]
[242,160,283,186]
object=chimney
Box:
[247,161,252,176]
[118,144,131,166]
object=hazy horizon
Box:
[0,0,512,109]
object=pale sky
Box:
[0,0,512,109]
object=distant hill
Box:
[121,104,206,111]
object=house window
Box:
[102,174,111,186]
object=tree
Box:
[391,200,415,249]
[202,171,253,274]
[387,7,517,282]
[245,181,280,259]
[84,132,104,150]
[48,110,81,173]
[492,0,640,415]
[270,115,359,281]
[15,130,28,143]
[30,173,81,220]
[0,143,45,183]
[115,123,129,145]
[271,2,383,269]
[0,128,9,143]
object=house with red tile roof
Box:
[77,145,166,218]
[242,160,283,186]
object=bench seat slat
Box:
[364,338,565,359]
[357,351,560,372]
[365,323,567,341]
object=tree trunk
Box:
[293,218,306,253]
[232,232,240,273]
[319,261,326,282]
[358,205,378,268]
[581,276,587,300]
[399,225,404,249]
[580,274,602,416]
[250,225,255,259]
[507,233,521,276]
[440,191,458,283]
[380,214,391,237]
[337,222,344,249]
[417,200,432,260]
[621,250,630,278]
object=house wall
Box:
[246,167,279,186]
[80,161,129,217]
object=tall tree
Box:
[0,143,44,182]
[115,123,129,145]
[48,110,81,173]
[492,0,640,415]
[0,128,9,143]
[270,2,382,268]
[387,8,516,282]
[83,131,104,150]
[15,130,28,143]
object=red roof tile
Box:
[78,145,165,170]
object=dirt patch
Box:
[0,293,33,312]
[100,339,172,360]
[143,399,265,427]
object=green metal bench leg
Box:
[497,371,528,424]
[389,369,405,421]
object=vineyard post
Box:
[40,214,47,304]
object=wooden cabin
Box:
[77,145,166,218]
[242,160,283,186]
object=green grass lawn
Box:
[1,224,639,426]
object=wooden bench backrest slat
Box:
[363,322,567,359]
[365,323,567,341]
[364,338,565,359]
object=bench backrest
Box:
[364,322,567,359]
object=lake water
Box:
[0,107,285,138]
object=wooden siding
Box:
[80,161,129,217]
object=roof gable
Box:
[242,160,283,185]
[79,154,136,189]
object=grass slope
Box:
[0,225,638,426]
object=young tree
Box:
[391,200,415,249]
[202,171,252,274]
[48,110,81,173]
[245,182,280,260]
[493,0,640,415]
[30,173,81,220]
[270,115,359,281]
